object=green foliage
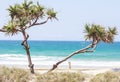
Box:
[3,22,18,35]
[107,27,117,43]
[0,66,31,82]
[47,9,57,19]
[8,4,21,19]
[35,72,85,82]
[85,24,117,43]
[22,0,33,10]
[90,71,120,82]
[3,0,57,35]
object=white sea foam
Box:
[0,54,61,65]
[1,54,120,68]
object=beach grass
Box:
[0,66,86,82]
[35,72,85,82]
[90,71,120,82]
[0,66,31,82]
[1,66,120,82]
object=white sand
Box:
[1,64,118,75]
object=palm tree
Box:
[1,0,57,74]
[48,24,117,72]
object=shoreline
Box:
[1,63,120,69]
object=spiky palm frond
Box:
[108,27,117,35]
[18,17,28,27]
[29,5,44,18]
[47,9,57,20]
[85,24,90,33]
[3,22,18,35]
[8,4,24,20]
[8,5,18,19]
[106,27,117,43]
[37,2,44,12]
[85,24,98,41]
[84,24,117,43]
[22,0,33,10]
[95,25,107,42]
[5,0,57,32]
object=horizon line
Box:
[0,40,120,42]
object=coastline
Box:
[0,40,120,81]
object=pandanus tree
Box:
[48,24,117,72]
[1,0,57,74]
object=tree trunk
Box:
[48,41,97,73]
[21,29,34,74]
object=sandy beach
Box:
[35,68,111,75]
[34,65,114,74]
[1,63,120,75]
[18,63,117,76]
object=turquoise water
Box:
[0,40,120,67]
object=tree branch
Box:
[23,17,50,30]
[29,17,49,27]
[30,17,39,26]
[0,29,7,32]
[47,40,98,73]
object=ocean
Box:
[0,40,120,68]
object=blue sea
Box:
[0,40,120,68]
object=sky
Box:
[0,0,120,41]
